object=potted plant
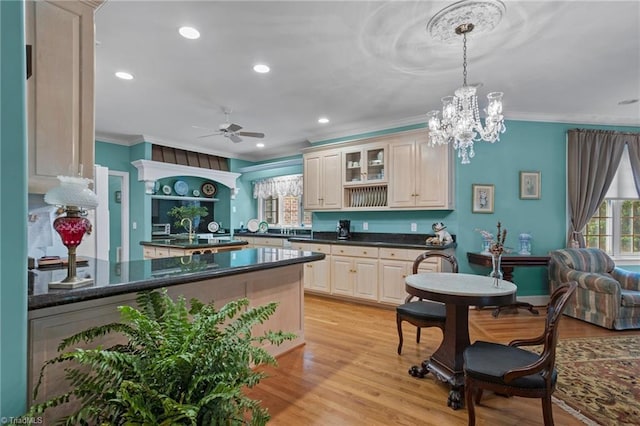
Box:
[168,205,209,241]
[24,289,295,425]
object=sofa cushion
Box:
[553,248,615,273]
[621,291,640,307]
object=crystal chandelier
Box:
[426,0,506,164]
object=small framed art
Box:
[520,171,541,199]
[472,184,494,213]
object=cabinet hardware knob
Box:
[363,251,367,254]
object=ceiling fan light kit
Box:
[426,0,507,164]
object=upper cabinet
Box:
[343,144,387,185]
[26,0,100,194]
[388,136,455,209]
[302,129,455,212]
[303,148,342,210]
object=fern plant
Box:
[25,289,295,425]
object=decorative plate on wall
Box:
[174,180,189,196]
[207,221,219,233]
[162,185,172,195]
[201,182,217,197]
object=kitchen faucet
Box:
[181,217,193,243]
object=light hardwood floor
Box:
[247,294,640,426]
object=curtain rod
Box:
[569,128,639,136]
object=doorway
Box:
[108,171,130,267]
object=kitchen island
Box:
[28,247,324,414]
[140,236,248,258]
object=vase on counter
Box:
[489,252,503,287]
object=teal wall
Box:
[1,0,28,416]
[228,120,640,296]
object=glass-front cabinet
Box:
[343,144,387,185]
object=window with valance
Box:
[253,175,310,227]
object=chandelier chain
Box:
[462,33,468,87]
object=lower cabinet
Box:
[378,248,440,304]
[292,241,446,306]
[291,242,331,293]
[330,245,379,301]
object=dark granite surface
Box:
[140,238,248,249]
[29,247,324,310]
[289,232,457,250]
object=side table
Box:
[466,252,550,317]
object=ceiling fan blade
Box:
[238,131,265,138]
[229,134,243,143]
[226,123,243,133]
[197,132,221,138]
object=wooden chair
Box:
[396,251,458,355]
[463,282,578,426]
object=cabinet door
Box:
[353,258,378,300]
[321,150,342,209]
[305,258,330,293]
[303,154,323,209]
[379,260,410,304]
[388,140,416,207]
[331,256,354,296]
[26,0,96,193]
[415,141,453,208]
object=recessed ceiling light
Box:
[253,64,270,73]
[256,142,265,148]
[618,99,639,105]
[179,26,200,40]
[115,71,134,80]
[318,117,330,124]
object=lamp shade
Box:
[44,176,99,209]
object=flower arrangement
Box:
[475,222,508,255]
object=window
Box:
[585,200,640,256]
[584,145,639,259]
[253,174,311,228]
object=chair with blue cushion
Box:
[463,282,577,426]
[396,251,458,355]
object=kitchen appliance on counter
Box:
[152,223,171,239]
[337,220,351,240]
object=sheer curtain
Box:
[566,129,628,247]
[253,174,303,199]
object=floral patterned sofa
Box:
[548,248,640,330]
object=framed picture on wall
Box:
[472,184,494,213]
[520,171,541,199]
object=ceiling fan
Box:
[196,110,265,143]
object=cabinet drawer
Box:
[291,242,331,254]
[154,247,170,258]
[252,237,283,247]
[379,248,409,260]
[331,245,378,258]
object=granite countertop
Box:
[141,237,248,249]
[288,232,457,250]
[28,247,324,310]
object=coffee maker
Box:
[337,220,351,240]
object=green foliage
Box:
[168,205,209,230]
[24,289,296,425]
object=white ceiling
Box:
[94,0,640,162]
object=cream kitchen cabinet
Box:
[330,245,379,300]
[343,143,387,185]
[25,0,99,193]
[378,248,441,304]
[303,149,342,210]
[291,242,331,294]
[251,236,285,247]
[388,136,454,209]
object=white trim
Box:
[109,170,130,265]
[131,159,241,196]
[236,158,302,173]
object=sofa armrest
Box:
[563,269,621,296]
[612,267,640,291]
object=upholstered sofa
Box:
[548,248,640,330]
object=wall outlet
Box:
[411,223,417,232]
[362,222,368,231]
[232,206,236,213]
